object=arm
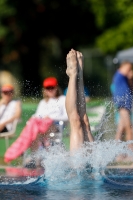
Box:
[51,96,68,122]
[33,100,43,118]
[114,80,132,109]
[0,101,21,128]
[58,96,68,121]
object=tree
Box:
[89,0,133,53]
[0,0,98,95]
[0,0,15,39]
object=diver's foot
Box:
[76,51,84,73]
[66,49,78,77]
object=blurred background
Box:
[0,0,133,170]
[0,0,133,97]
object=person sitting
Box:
[65,49,94,152]
[0,84,21,134]
[30,76,68,150]
[4,77,68,165]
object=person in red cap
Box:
[43,77,58,88]
[0,84,21,133]
[4,77,68,167]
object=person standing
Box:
[111,61,133,142]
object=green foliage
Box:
[96,18,133,53]
[89,0,133,53]
[0,0,15,17]
[89,0,107,29]
[0,25,9,39]
[0,0,16,39]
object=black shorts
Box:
[0,127,8,133]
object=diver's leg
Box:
[76,51,94,142]
[66,49,84,152]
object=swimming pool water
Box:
[1,140,133,200]
[0,168,133,200]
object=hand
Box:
[0,99,6,105]
[44,116,51,119]
[0,123,6,132]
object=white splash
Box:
[40,140,133,184]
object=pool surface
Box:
[0,168,133,200]
[1,140,133,200]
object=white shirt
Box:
[0,100,18,131]
[33,95,68,121]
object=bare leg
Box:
[66,49,84,152]
[116,108,133,141]
[115,108,133,163]
[76,51,94,142]
[65,49,94,152]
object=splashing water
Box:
[41,140,133,183]
[0,100,133,193]
[37,100,133,189]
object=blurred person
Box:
[64,86,90,103]
[65,49,94,152]
[110,67,133,125]
[84,86,91,103]
[127,69,133,131]
[128,69,133,93]
[0,84,21,133]
[4,77,68,166]
[111,61,133,144]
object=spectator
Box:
[84,86,90,103]
[4,77,68,166]
[111,61,133,142]
[0,84,21,133]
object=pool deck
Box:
[0,163,133,179]
[107,165,133,169]
[1,162,133,169]
[0,165,44,177]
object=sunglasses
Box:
[2,91,13,95]
[45,86,56,90]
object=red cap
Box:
[1,84,14,92]
[43,77,58,88]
